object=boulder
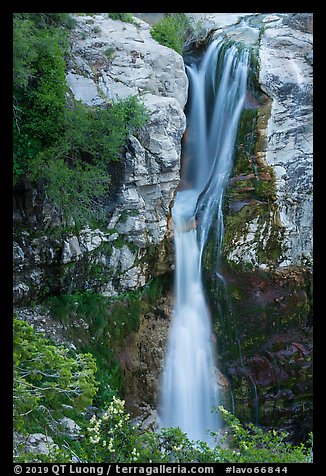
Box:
[59,417,82,440]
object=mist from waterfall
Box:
[159,37,249,443]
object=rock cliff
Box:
[259,18,313,268]
[13,13,188,304]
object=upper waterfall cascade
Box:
[159,37,249,443]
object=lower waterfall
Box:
[159,37,249,443]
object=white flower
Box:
[172,445,183,452]
[89,435,100,444]
[131,447,139,460]
[107,438,115,453]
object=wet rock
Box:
[187,13,258,40]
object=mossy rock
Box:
[204,261,312,440]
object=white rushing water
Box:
[159,38,249,443]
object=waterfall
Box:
[159,37,249,443]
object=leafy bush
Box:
[13,13,149,231]
[29,154,111,229]
[13,322,313,464]
[61,97,148,166]
[150,13,191,55]
[26,13,77,30]
[216,406,313,463]
[13,14,69,184]
[79,399,313,463]
[13,319,98,434]
[108,13,136,24]
[27,96,148,230]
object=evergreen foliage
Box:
[150,13,191,55]
[13,13,69,182]
[13,319,98,435]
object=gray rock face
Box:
[282,13,313,33]
[111,94,185,246]
[67,15,189,294]
[67,14,188,108]
[259,20,313,268]
[187,13,258,38]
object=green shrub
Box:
[80,399,313,463]
[29,155,110,230]
[27,13,77,30]
[61,96,148,166]
[82,344,123,408]
[13,14,69,182]
[104,47,115,59]
[14,13,149,231]
[108,13,136,24]
[26,96,148,231]
[215,406,313,463]
[13,319,313,463]
[13,319,98,434]
[150,13,190,55]
[13,15,38,91]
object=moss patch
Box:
[222,87,282,270]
